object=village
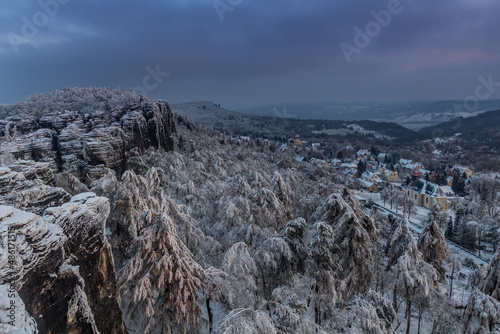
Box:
[262,135,476,212]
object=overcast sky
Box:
[1,0,500,109]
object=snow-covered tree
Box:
[463,290,500,333]
[119,213,206,333]
[482,249,500,301]
[307,222,339,326]
[254,237,293,299]
[214,308,276,334]
[448,258,462,299]
[313,189,377,300]
[386,219,438,334]
[203,267,231,333]
[221,242,257,310]
[332,291,396,334]
[333,210,376,300]
[278,217,307,273]
[272,171,292,207]
[268,289,326,334]
[417,221,449,279]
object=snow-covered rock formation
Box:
[0,193,126,333]
[1,88,174,182]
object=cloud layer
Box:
[1,0,499,108]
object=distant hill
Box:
[171,101,417,141]
[418,109,500,137]
[239,100,500,130]
[171,101,245,127]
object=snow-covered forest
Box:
[0,88,499,333]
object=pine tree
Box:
[418,221,449,279]
[386,219,437,334]
[119,213,206,333]
[445,216,454,240]
[254,237,293,299]
[307,222,339,326]
[222,242,258,309]
[482,249,500,300]
[357,160,366,176]
[404,176,411,186]
[461,222,478,251]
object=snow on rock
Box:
[0,166,70,216]
[0,191,126,334]
[43,193,126,334]
[0,205,66,286]
[58,263,100,334]
[53,172,90,196]
[1,92,175,181]
[8,160,53,185]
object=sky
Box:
[1,0,500,109]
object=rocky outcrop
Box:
[44,193,126,333]
[53,172,90,195]
[0,193,126,333]
[1,99,175,182]
[0,205,66,286]
[0,165,70,215]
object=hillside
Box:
[240,100,500,130]
[172,101,417,142]
[419,109,500,137]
